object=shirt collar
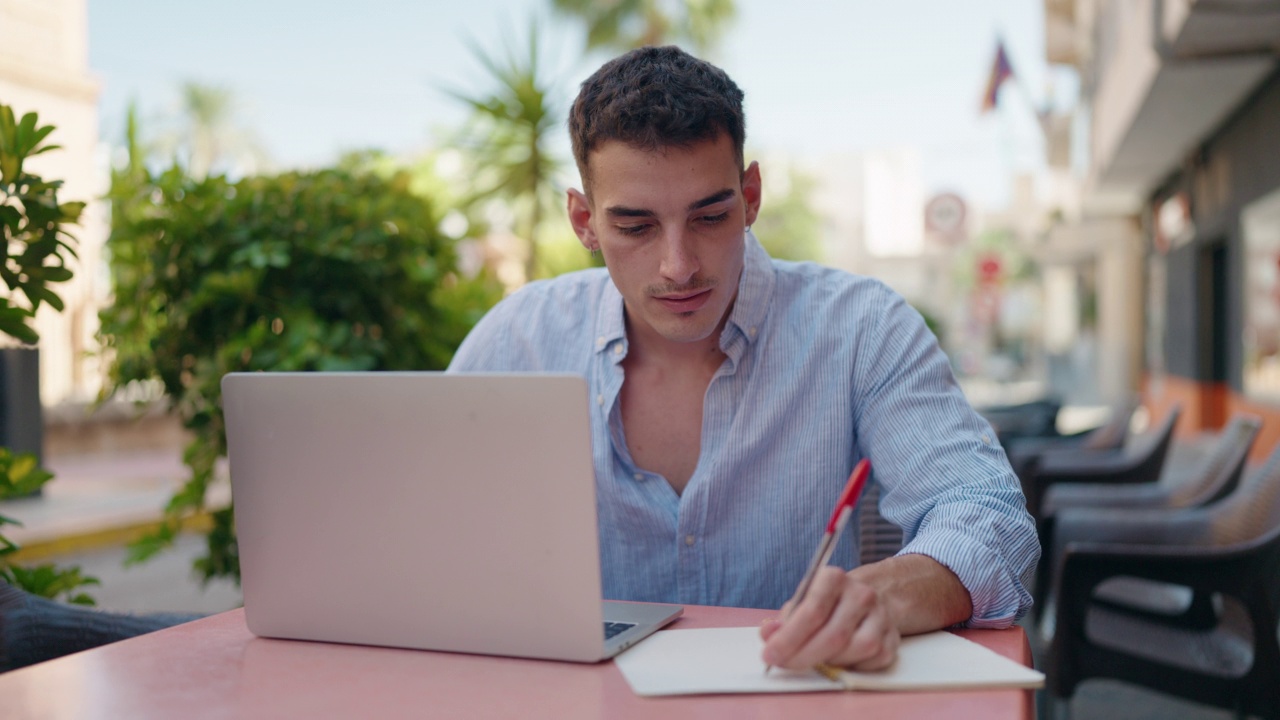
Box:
[595,273,628,355]
[593,230,776,355]
[723,230,776,348]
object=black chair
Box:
[1043,414,1261,521]
[1043,440,1280,719]
[978,397,1062,448]
[1004,394,1138,470]
[1018,404,1182,530]
[1032,414,1259,616]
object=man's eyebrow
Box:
[604,188,737,218]
[689,188,735,211]
[605,205,654,218]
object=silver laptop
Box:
[222,371,682,662]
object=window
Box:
[1242,188,1280,401]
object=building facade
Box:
[1048,0,1280,455]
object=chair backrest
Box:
[1117,404,1181,483]
[1167,414,1262,509]
[858,480,903,565]
[1211,438,1280,546]
[1079,395,1139,452]
[982,398,1061,443]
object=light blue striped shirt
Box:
[448,233,1038,626]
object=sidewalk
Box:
[2,449,229,561]
[1,447,241,615]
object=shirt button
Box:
[596,336,605,348]
[614,344,623,355]
[981,434,992,445]
[633,473,643,481]
[749,327,757,336]
[596,394,604,406]
[684,535,696,547]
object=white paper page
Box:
[614,627,1044,697]
[844,630,1045,691]
[614,626,841,696]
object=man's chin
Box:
[651,316,721,345]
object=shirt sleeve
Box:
[448,282,560,373]
[447,291,525,372]
[447,274,603,374]
[851,285,1040,627]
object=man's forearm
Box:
[846,553,973,635]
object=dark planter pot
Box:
[0,347,44,470]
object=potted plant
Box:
[0,103,98,604]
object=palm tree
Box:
[154,82,266,179]
[552,0,738,55]
[445,21,564,282]
[181,83,234,178]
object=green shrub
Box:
[100,161,503,582]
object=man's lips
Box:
[654,288,712,313]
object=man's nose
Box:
[659,228,699,285]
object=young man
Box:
[447,45,1038,672]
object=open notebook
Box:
[614,627,1044,696]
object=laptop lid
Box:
[224,371,672,662]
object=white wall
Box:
[0,0,107,404]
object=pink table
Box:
[0,605,1035,719]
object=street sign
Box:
[978,255,1002,284]
[925,193,967,244]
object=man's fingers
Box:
[833,601,900,671]
[760,599,794,642]
[763,570,904,672]
[761,567,845,667]
[847,630,899,671]
[780,580,877,669]
[759,617,782,641]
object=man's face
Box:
[567,135,762,347]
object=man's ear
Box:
[742,160,763,228]
[566,188,598,251]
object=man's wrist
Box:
[847,553,973,635]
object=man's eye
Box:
[617,224,651,236]
[700,212,730,225]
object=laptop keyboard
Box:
[604,621,637,640]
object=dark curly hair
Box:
[569,45,746,189]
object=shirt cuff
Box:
[896,525,1036,629]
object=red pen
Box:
[765,458,871,674]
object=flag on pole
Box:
[980,39,1014,113]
